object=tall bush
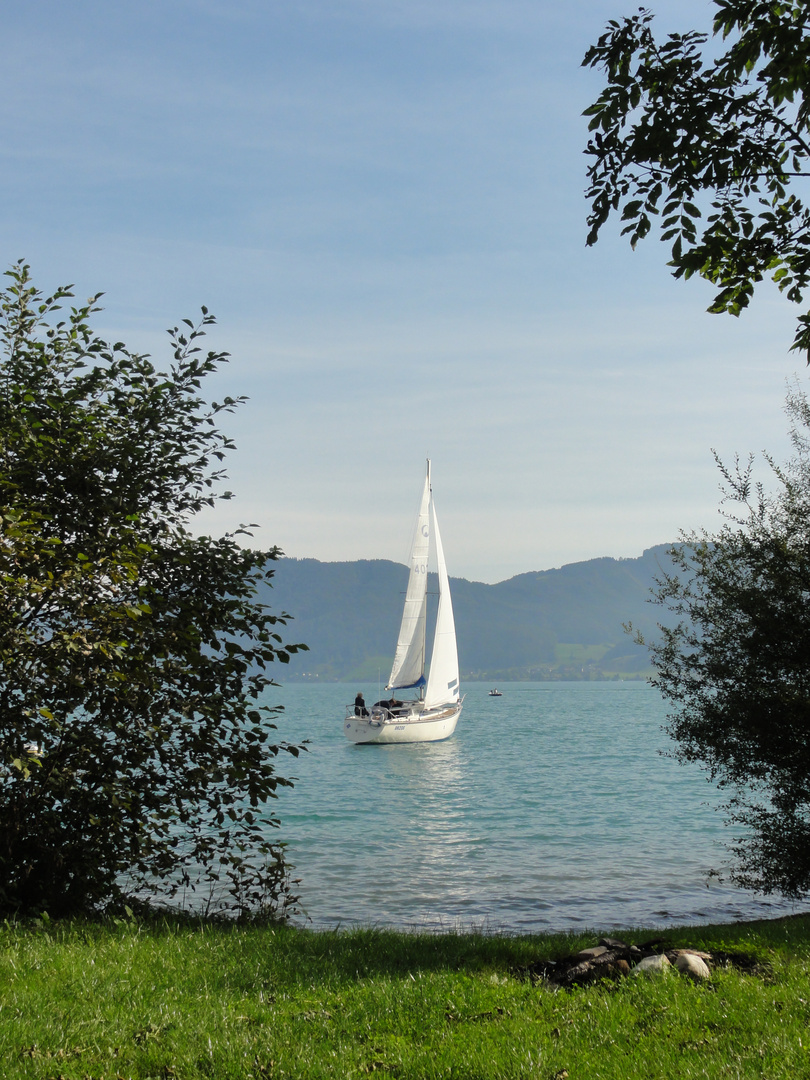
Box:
[0,263,305,918]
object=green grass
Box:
[1,915,810,1079]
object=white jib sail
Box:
[424,498,460,710]
[387,466,431,690]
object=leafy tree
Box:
[649,380,810,897]
[583,0,810,357]
[0,262,305,919]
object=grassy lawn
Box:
[1,914,809,1079]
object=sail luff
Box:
[386,464,431,690]
[423,497,460,709]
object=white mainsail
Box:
[423,499,460,709]
[386,466,431,690]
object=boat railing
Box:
[345,699,425,722]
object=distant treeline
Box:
[260,544,677,682]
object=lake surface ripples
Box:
[271,682,799,932]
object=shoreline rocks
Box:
[522,936,761,988]
[632,953,671,976]
[674,951,712,981]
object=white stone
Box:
[675,952,711,981]
[631,954,671,975]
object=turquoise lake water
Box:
[270,682,798,932]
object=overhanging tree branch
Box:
[584,1,810,357]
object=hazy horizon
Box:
[277,538,674,588]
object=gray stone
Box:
[574,946,608,961]
[562,960,594,984]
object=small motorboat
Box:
[489,689,502,697]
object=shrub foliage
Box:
[651,382,810,897]
[0,263,305,918]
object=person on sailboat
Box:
[354,692,369,718]
[372,696,402,719]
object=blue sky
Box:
[2,0,803,582]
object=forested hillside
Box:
[262,545,677,682]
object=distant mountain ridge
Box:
[262,544,677,682]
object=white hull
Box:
[344,703,462,745]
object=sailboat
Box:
[344,461,463,745]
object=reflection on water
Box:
[391,739,482,904]
[273,683,799,931]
